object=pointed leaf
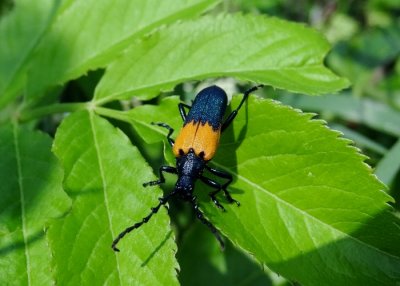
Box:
[121,95,400,285]
[50,111,179,285]
[94,14,349,104]
[0,124,71,285]
[26,0,218,103]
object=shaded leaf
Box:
[50,111,179,285]
[0,123,70,285]
[94,14,349,104]
[0,0,60,108]
[177,223,277,286]
[25,0,219,104]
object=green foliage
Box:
[1,1,399,285]
[25,0,218,105]
[125,96,400,285]
[50,111,179,285]
[94,14,348,104]
[0,0,60,108]
[0,124,70,285]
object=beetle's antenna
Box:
[190,197,225,250]
[237,84,264,111]
[221,84,264,132]
[112,190,177,252]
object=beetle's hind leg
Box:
[200,176,226,211]
[204,166,240,206]
[151,122,175,146]
[143,166,177,187]
[112,189,178,252]
[189,196,225,250]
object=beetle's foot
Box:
[210,195,226,212]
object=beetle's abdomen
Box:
[184,86,227,130]
[173,85,227,161]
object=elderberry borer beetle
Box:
[112,84,264,252]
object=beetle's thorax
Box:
[175,149,206,198]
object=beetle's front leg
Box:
[143,166,177,187]
[151,122,175,147]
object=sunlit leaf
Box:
[50,111,179,285]
[120,95,400,285]
[94,14,349,104]
[25,0,218,104]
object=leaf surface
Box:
[123,95,400,286]
[50,111,179,286]
[0,124,70,285]
[94,14,349,104]
[26,0,218,103]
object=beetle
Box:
[112,84,264,252]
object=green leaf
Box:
[94,14,349,104]
[25,0,218,104]
[50,111,179,285]
[0,0,60,108]
[122,95,400,285]
[0,123,70,285]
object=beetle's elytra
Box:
[112,84,264,252]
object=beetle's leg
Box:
[200,176,226,212]
[112,189,178,252]
[151,122,175,146]
[178,103,191,121]
[205,166,240,206]
[143,166,177,187]
[221,84,264,132]
[189,195,225,250]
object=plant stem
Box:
[18,102,88,122]
[94,106,132,123]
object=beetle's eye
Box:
[199,151,205,158]
[179,149,185,156]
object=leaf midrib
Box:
[94,64,329,104]
[88,111,122,282]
